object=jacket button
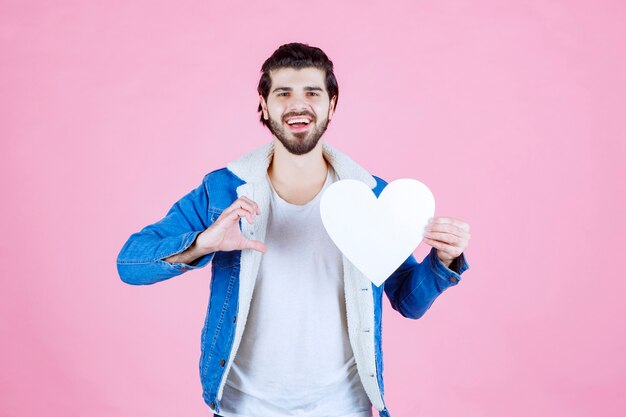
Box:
[220,359,225,366]
[449,276,458,283]
[233,315,237,323]
[210,401,215,408]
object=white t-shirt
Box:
[219,166,373,417]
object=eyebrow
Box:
[271,86,324,93]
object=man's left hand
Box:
[423,216,471,268]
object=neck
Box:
[267,138,328,192]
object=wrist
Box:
[193,240,217,256]
[435,249,453,268]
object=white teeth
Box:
[287,118,310,125]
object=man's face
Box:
[260,67,336,156]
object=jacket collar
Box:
[226,141,377,189]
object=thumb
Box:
[241,238,268,253]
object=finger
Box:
[431,217,470,233]
[424,223,470,239]
[239,196,261,215]
[227,198,256,216]
[242,238,267,253]
[231,196,258,214]
[424,229,469,253]
[423,231,463,246]
[422,236,445,251]
[422,237,462,258]
[426,222,468,238]
[221,208,254,226]
[224,199,257,220]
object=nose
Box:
[286,93,312,112]
[287,100,308,112]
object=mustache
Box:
[283,112,316,121]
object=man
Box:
[117,42,471,417]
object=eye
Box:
[277,92,289,97]
[307,92,320,96]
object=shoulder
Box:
[202,167,243,186]
[201,167,245,208]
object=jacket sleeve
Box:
[116,174,216,285]
[384,247,470,319]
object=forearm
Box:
[163,238,214,266]
[117,230,215,285]
[117,176,216,285]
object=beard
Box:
[268,112,330,156]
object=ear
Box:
[328,95,337,121]
[259,95,269,120]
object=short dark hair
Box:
[257,42,339,128]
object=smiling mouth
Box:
[284,117,312,132]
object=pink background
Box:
[2,1,625,416]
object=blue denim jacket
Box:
[116,141,470,417]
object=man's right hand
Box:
[196,196,267,254]
[162,197,267,266]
